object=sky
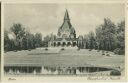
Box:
[4,3,125,37]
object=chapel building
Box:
[49,10,78,47]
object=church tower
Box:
[49,9,77,47]
[57,9,76,39]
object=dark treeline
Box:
[4,23,43,51]
[4,23,57,52]
[4,18,125,55]
[77,18,125,55]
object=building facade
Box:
[49,10,78,47]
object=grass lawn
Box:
[4,48,124,68]
[4,48,125,76]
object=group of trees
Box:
[4,18,125,55]
[4,23,43,51]
[43,33,57,47]
[77,18,125,55]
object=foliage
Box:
[110,70,121,76]
[4,18,125,55]
[45,48,48,51]
[61,48,65,50]
[113,48,124,55]
[43,33,57,47]
[78,18,125,55]
[4,23,43,51]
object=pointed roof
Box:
[60,9,71,30]
[57,9,76,38]
[64,9,70,20]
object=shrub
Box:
[102,54,105,55]
[97,50,100,52]
[61,48,65,50]
[110,70,121,76]
[45,48,48,51]
[106,54,110,56]
[28,49,31,51]
[113,48,124,55]
[13,50,17,52]
[89,49,92,51]
[77,48,80,51]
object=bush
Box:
[110,70,121,76]
[89,49,92,51]
[106,54,110,56]
[45,48,48,51]
[113,48,124,55]
[13,50,17,52]
[28,49,31,51]
[97,50,100,52]
[102,53,105,55]
[61,48,65,50]
[77,48,80,51]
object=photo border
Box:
[1,0,128,82]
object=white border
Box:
[1,0,128,82]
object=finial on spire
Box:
[64,9,70,20]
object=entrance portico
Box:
[50,38,77,47]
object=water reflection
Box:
[4,66,112,75]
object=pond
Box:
[4,66,112,75]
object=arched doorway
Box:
[67,42,71,46]
[73,42,76,47]
[62,42,66,47]
[53,42,56,47]
[57,42,61,46]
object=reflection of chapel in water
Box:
[49,10,78,47]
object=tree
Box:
[115,21,125,54]
[102,18,117,51]
[78,35,83,48]
[4,30,9,51]
[83,35,89,49]
[34,33,42,48]
[94,18,117,51]
[95,26,103,50]
[87,31,96,49]
[22,31,34,49]
[42,33,57,47]
[43,35,51,47]
[4,23,44,51]
[10,23,26,50]
[116,21,125,49]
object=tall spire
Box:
[57,9,76,38]
[64,9,70,20]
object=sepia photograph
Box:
[2,2,126,81]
